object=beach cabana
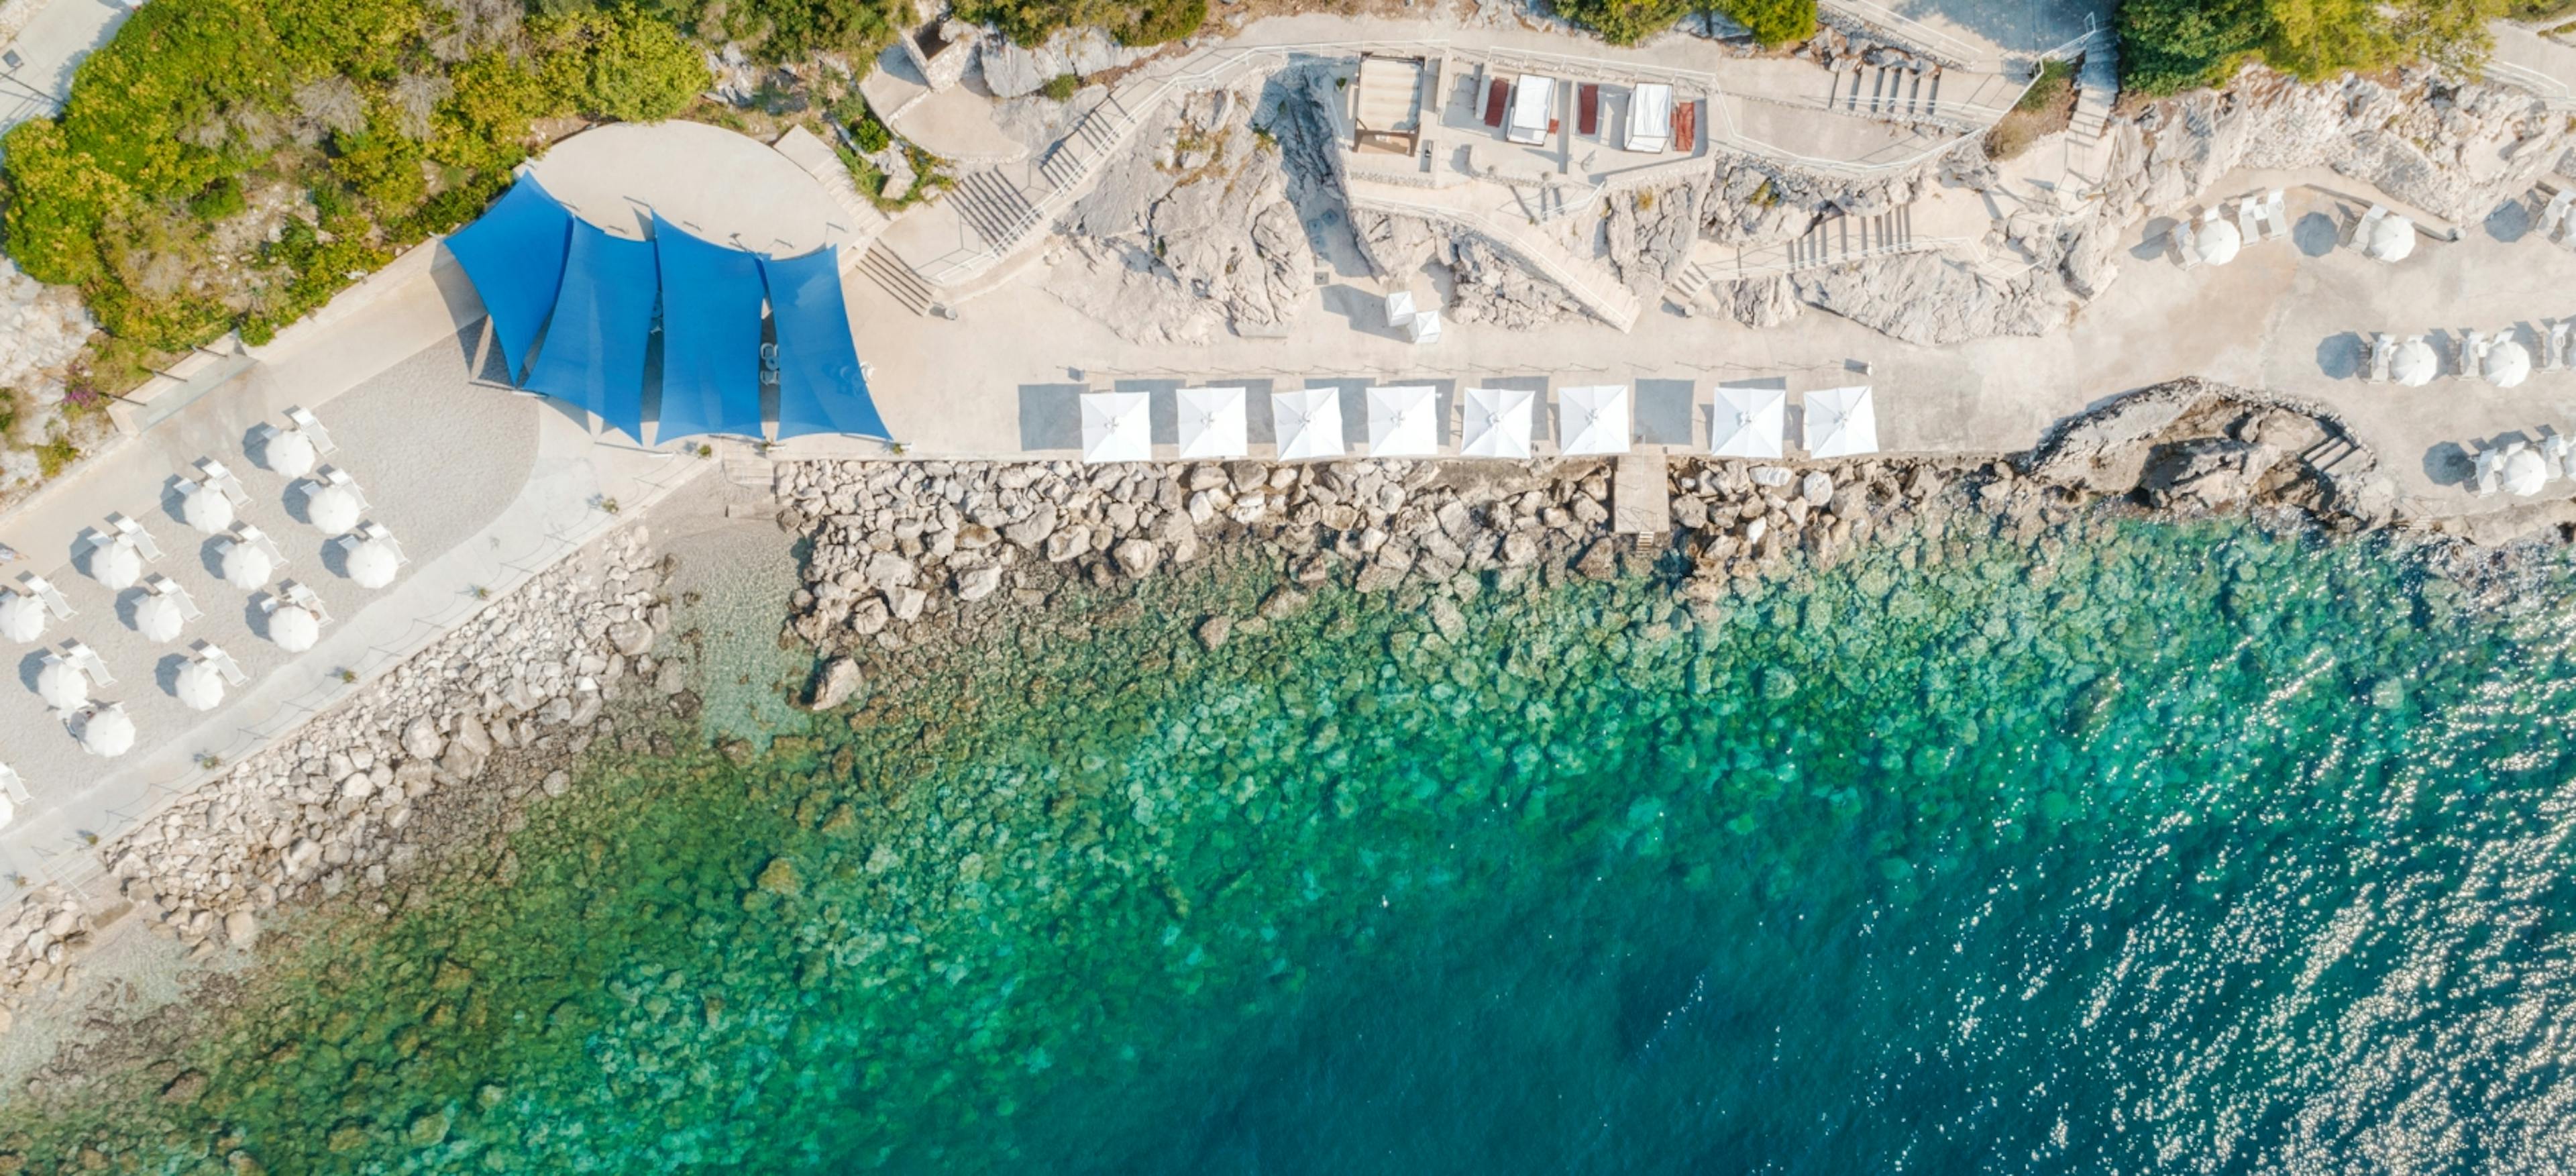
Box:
[1558,386,1631,456]
[74,703,134,758]
[1806,386,1880,458]
[1366,385,1440,457]
[1625,83,1674,152]
[1460,387,1536,459]
[2392,336,2438,387]
[1273,388,1346,461]
[764,246,894,442]
[1384,290,1417,329]
[174,658,225,712]
[443,175,575,383]
[1079,391,1152,464]
[2485,336,2533,388]
[1176,387,1249,460]
[0,591,44,643]
[1506,75,1556,146]
[1408,310,1443,345]
[1712,386,1787,459]
[178,479,233,534]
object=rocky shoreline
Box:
[0,374,2553,1070]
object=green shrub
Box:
[186,175,248,220]
[1120,0,1204,46]
[2115,0,2492,97]
[1550,0,1690,44]
[848,106,894,153]
[1042,72,1081,102]
[545,9,711,123]
[1717,0,1815,46]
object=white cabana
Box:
[2485,337,2533,388]
[134,593,185,643]
[1175,387,1248,460]
[1407,310,1443,345]
[2392,337,2439,387]
[1460,387,1536,459]
[179,480,235,533]
[1384,290,1417,329]
[174,659,225,711]
[1625,83,1674,152]
[1079,391,1152,464]
[1711,386,1788,459]
[264,428,318,478]
[2196,217,2242,266]
[305,482,362,533]
[268,604,319,653]
[91,539,142,590]
[0,592,43,643]
[1273,388,1346,461]
[1506,74,1555,146]
[35,657,87,711]
[1365,385,1440,457]
[1806,386,1880,458]
[347,536,400,589]
[1558,386,1631,456]
[220,540,274,590]
[2506,446,2549,496]
[74,704,134,758]
[2363,213,2416,262]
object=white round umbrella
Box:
[2366,215,2416,262]
[91,540,142,590]
[2197,219,2242,266]
[347,537,398,589]
[220,540,273,590]
[135,593,184,642]
[305,484,360,533]
[2485,339,2532,388]
[180,484,234,534]
[174,659,225,711]
[2392,338,2438,388]
[266,429,317,478]
[76,704,134,757]
[36,659,87,710]
[268,604,319,652]
[2506,447,2548,497]
[0,592,44,643]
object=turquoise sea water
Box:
[15,511,2576,1173]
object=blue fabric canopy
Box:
[763,246,892,441]
[445,175,573,384]
[652,215,767,443]
[523,220,655,441]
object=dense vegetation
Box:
[2116,0,2504,96]
[0,0,709,352]
[953,0,1208,50]
[1549,0,1814,47]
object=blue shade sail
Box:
[523,219,655,442]
[762,246,892,441]
[443,176,574,384]
[651,215,767,443]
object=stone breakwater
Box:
[775,380,2405,687]
[0,527,679,1028]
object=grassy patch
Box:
[1042,72,1082,102]
[1985,57,2079,162]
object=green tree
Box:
[1719,0,1815,47]
[542,9,711,123]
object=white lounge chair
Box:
[317,466,370,511]
[195,458,250,506]
[359,521,410,564]
[2459,331,2489,384]
[2364,332,2394,384]
[2235,199,2263,248]
[2542,188,2576,240]
[0,762,25,804]
[105,514,163,562]
[193,639,248,686]
[2547,321,2571,372]
[2542,433,2573,480]
[2353,204,2388,250]
[18,572,74,620]
[62,637,115,688]
[2258,189,2290,241]
[235,523,288,566]
[144,574,203,621]
[280,580,332,626]
[285,407,336,456]
[2171,219,2200,269]
[2471,443,2503,497]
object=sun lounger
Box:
[2259,189,2290,241]
[2542,433,2573,480]
[195,458,250,506]
[360,521,410,564]
[63,638,115,688]
[2541,189,2575,239]
[317,466,370,511]
[17,573,72,620]
[285,407,336,455]
[2457,331,2487,383]
[1483,78,1508,128]
[144,574,203,621]
[2236,199,2263,248]
[193,640,248,686]
[2352,204,2388,250]
[2548,321,2572,372]
[2365,332,2394,384]
[280,580,332,626]
[0,762,26,804]
[2471,443,2502,496]
[1578,83,1599,136]
[2171,219,2200,269]
[105,514,162,562]
[236,523,288,566]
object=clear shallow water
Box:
[17,513,2576,1173]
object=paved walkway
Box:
[0,0,130,136]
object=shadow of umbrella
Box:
[2315,331,2364,380]
[2292,211,2341,258]
[2485,197,2532,244]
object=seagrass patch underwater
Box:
[15,511,2576,1174]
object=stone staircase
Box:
[940,93,1142,258]
[859,245,938,316]
[1830,60,1944,121]
[2302,433,2369,480]
[2060,36,2121,203]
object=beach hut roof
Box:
[1558,386,1632,456]
[1273,388,1346,462]
[1175,387,1248,460]
[1711,386,1787,460]
[1807,386,1880,458]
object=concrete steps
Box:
[2061,38,2121,200]
[949,169,1042,252]
[1837,62,1941,121]
[2303,435,2368,480]
[859,245,937,316]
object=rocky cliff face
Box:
[1046,87,1317,344]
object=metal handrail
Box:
[1711,232,1976,280]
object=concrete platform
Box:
[525,121,863,256]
